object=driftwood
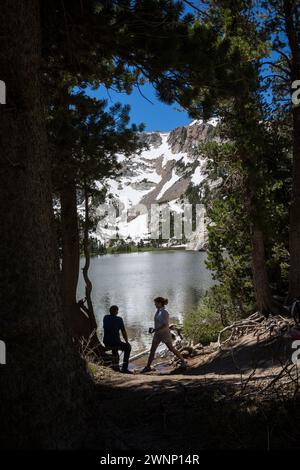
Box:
[129,349,150,363]
[217,312,292,348]
[169,324,183,339]
[178,344,204,358]
[169,324,204,357]
[214,313,298,399]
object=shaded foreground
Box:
[86,334,300,450]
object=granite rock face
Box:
[94,120,218,248]
[139,131,162,148]
[168,121,216,155]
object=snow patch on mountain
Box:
[191,166,206,185]
[189,117,220,127]
[106,178,150,208]
[156,169,181,200]
[94,120,218,249]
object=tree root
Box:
[217,312,292,348]
[78,330,119,368]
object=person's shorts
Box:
[152,330,173,347]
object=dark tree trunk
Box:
[284,0,300,299]
[60,182,98,339]
[60,182,80,328]
[0,1,93,449]
[82,185,98,331]
[75,185,106,363]
[288,102,300,299]
[251,222,276,315]
[246,176,279,315]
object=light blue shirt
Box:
[154,308,169,330]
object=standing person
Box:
[103,305,132,374]
[142,297,187,373]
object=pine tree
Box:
[42,0,232,335]
[179,1,291,314]
[49,90,144,337]
[260,0,300,299]
[0,0,94,448]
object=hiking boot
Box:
[121,368,134,374]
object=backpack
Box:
[291,299,300,326]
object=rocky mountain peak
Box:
[94,119,219,249]
[167,120,217,155]
[138,131,162,148]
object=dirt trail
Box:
[96,333,293,392]
[91,334,298,450]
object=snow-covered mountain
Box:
[94,119,219,250]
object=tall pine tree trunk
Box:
[60,182,97,339]
[289,106,300,298]
[251,222,275,315]
[0,0,93,448]
[246,176,278,315]
[78,185,104,361]
[284,0,300,299]
[60,182,80,326]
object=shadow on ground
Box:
[87,335,300,450]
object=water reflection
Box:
[78,251,213,354]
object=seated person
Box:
[103,305,132,374]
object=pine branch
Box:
[182,0,210,19]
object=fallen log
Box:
[217,313,292,348]
[129,349,150,363]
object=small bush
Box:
[184,299,222,346]
[184,286,242,345]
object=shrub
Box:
[184,299,222,345]
[183,286,244,345]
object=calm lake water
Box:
[78,251,213,355]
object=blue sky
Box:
[85,3,285,132]
[86,1,195,132]
[88,82,191,132]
